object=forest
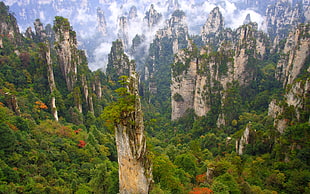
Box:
[0,1,310,194]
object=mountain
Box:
[0,1,310,193]
[5,0,309,70]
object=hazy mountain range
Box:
[3,0,286,70]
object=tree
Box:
[0,123,16,150]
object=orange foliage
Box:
[74,128,82,134]
[196,174,206,183]
[189,187,213,194]
[35,101,48,109]
[78,140,86,148]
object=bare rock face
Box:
[34,19,47,41]
[201,7,224,43]
[54,17,78,91]
[171,44,197,120]
[265,0,305,47]
[243,13,252,25]
[236,123,253,155]
[155,10,189,54]
[143,9,189,101]
[276,24,310,87]
[0,2,21,45]
[43,43,59,121]
[115,73,152,194]
[268,24,310,133]
[118,16,129,49]
[106,40,152,194]
[171,20,268,121]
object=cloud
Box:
[4,0,266,71]
[89,42,112,71]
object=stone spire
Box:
[201,7,224,40]
[106,40,152,194]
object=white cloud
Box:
[89,42,112,70]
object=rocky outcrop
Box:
[106,40,152,194]
[44,43,59,121]
[144,9,189,103]
[236,123,253,155]
[117,16,129,50]
[0,2,21,45]
[53,16,97,115]
[275,24,310,87]
[128,6,138,21]
[264,0,305,46]
[171,44,197,120]
[201,7,224,44]
[171,19,268,120]
[96,7,107,36]
[34,19,47,41]
[243,14,252,25]
[54,16,79,91]
[269,24,310,132]
[116,73,152,194]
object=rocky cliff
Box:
[201,7,225,44]
[269,24,310,132]
[0,2,21,46]
[53,17,80,92]
[142,9,189,107]
[264,0,307,50]
[171,14,269,122]
[171,4,309,134]
[105,41,152,194]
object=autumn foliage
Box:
[35,101,48,109]
[189,187,213,194]
[77,140,86,148]
[196,174,207,183]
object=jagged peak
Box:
[201,6,224,38]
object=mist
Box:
[4,0,266,71]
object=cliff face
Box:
[171,19,268,121]
[106,41,152,194]
[143,9,189,105]
[201,7,225,44]
[275,24,310,87]
[54,17,79,92]
[0,2,21,46]
[264,1,307,49]
[268,24,310,132]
